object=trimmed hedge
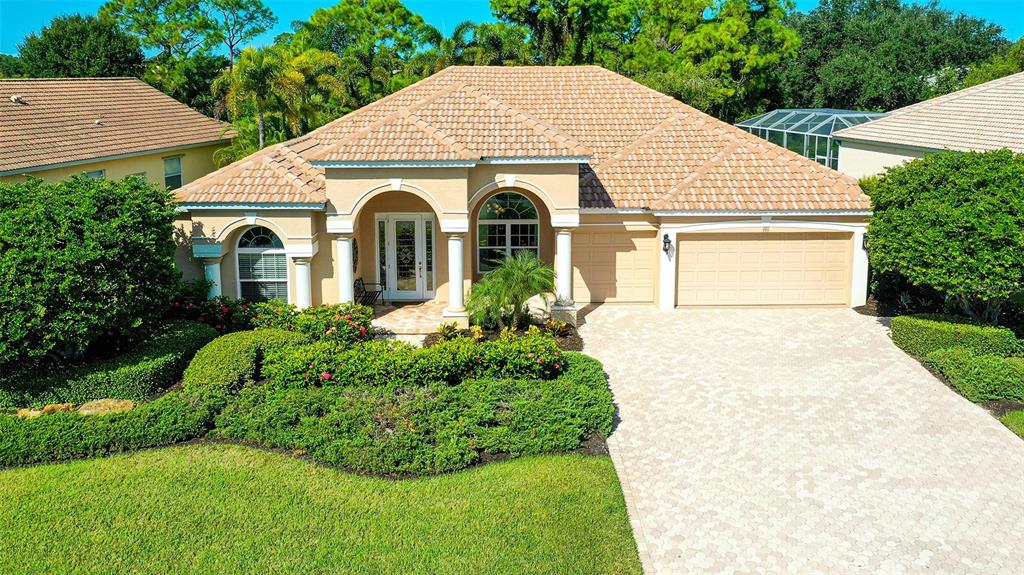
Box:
[182,329,309,396]
[0,328,305,468]
[263,332,564,391]
[251,301,373,345]
[890,314,1019,358]
[924,348,1024,402]
[0,321,217,408]
[213,352,614,476]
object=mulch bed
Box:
[423,328,584,351]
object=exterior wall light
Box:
[862,233,869,250]
[662,233,672,253]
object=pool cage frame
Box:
[736,109,886,170]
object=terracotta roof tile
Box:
[0,78,233,174]
[176,66,868,211]
[834,71,1024,153]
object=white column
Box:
[294,258,312,309]
[337,235,354,303]
[851,228,869,307]
[445,233,465,314]
[555,228,574,304]
[203,258,222,299]
[658,229,678,311]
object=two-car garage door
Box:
[676,232,852,306]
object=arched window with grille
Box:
[477,192,539,272]
[237,226,288,301]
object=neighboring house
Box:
[0,78,232,188]
[736,109,886,170]
[175,66,871,325]
[834,71,1024,178]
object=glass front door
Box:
[376,214,436,300]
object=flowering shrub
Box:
[167,295,254,334]
[544,319,573,336]
[263,330,563,390]
[249,301,372,345]
[250,299,298,330]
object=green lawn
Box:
[1001,410,1024,438]
[0,444,641,575]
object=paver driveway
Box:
[579,306,1024,575]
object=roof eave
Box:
[309,155,591,169]
[0,138,234,177]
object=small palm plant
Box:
[467,251,555,330]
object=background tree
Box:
[866,150,1024,323]
[469,22,535,65]
[0,177,179,370]
[17,15,144,78]
[415,20,478,73]
[102,0,216,60]
[144,53,231,117]
[618,0,799,121]
[774,0,1005,111]
[216,46,287,148]
[289,0,434,107]
[491,0,627,65]
[961,38,1024,88]
[208,0,277,66]
[0,54,25,78]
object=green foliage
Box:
[101,0,216,59]
[214,351,612,476]
[436,322,460,341]
[868,150,1024,322]
[207,0,277,63]
[467,250,555,329]
[962,38,1024,88]
[1001,410,1024,438]
[890,314,1020,359]
[182,328,308,395]
[263,331,564,390]
[0,176,179,369]
[17,14,144,78]
[0,388,221,467]
[167,285,256,333]
[0,54,24,78]
[0,321,217,409]
[250,301,373,343]
[144,53,231,117]
[925,348,1024,403]
[775,0,1006,110]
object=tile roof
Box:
[177,66,867,211]
[833,71,1024,153]
[0,78,233,174]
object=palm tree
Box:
[216,46,286,148]
[467,251,555,330]
[418,20,477,73]
[469,23,535,66]
[277,48,346,135]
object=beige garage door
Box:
[677,232,852,306]
[573,230,657,303]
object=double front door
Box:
[376,213,436,301]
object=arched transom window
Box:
[477,192,539,272]
[237,226,288,302]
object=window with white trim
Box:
[164,156,183,189]
[477,192,539,272]
[237,226,288,302]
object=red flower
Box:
[321,372,332,381]
[359,325,367,337]
[554,363,561,369]
[536,358,542,364]
[345,314,352,320]
[220,305,229,314]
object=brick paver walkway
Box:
[579,306,1024,574]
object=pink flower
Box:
[554,363,560,369]
[321,372,332,381]
[345,314,352,320]
[219,305,229,314]
[536,358,542,364]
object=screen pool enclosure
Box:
[736,109,886,169]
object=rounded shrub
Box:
[183,328,309,395]
[925,348,1024,402]
[890,314,1019,358]
[0,321,217,408]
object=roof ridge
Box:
[580,111,693,192]
[310,77,469,160]
[651,122,748,210]
[884,70,1024,119]
[458,82,592,156]
[401,108,477,159]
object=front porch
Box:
[372,301,448,335]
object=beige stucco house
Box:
[835,71,1024,178]
[174,66,871,325]
[0,78,232,187]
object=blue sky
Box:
[0,0,1020,55]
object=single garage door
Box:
[677,232,852,306]
[573,230,657,303]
